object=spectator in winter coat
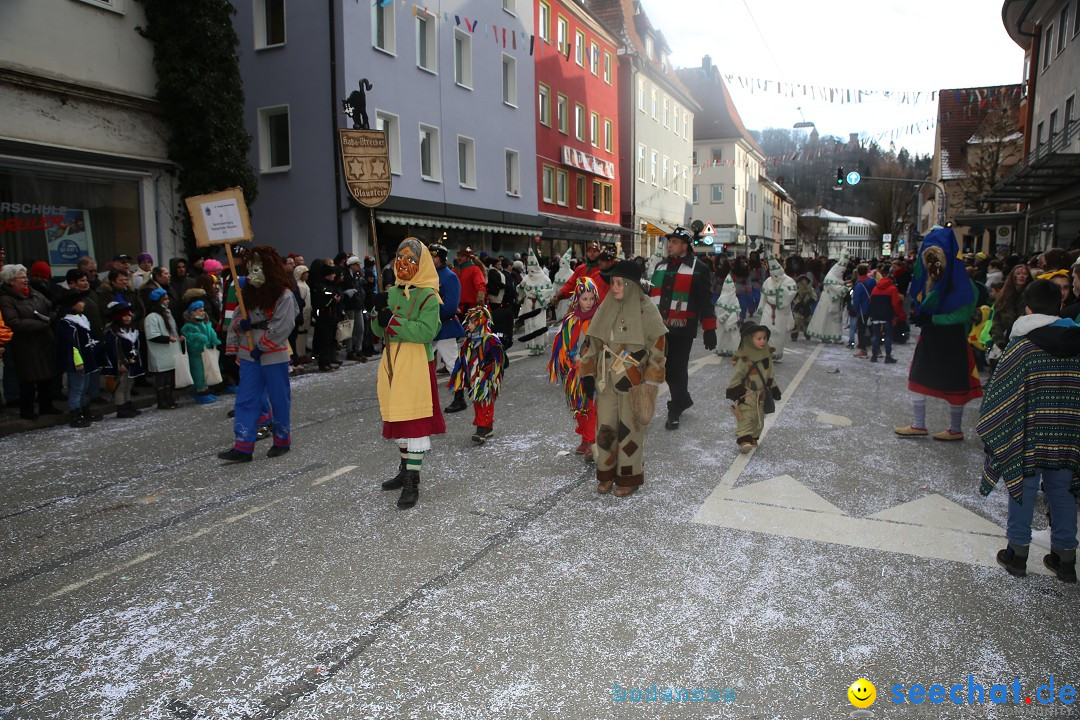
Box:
[455,247,487,312]
[97,268,142,324]
[54,289,103,427]
[851,265,876,358]
[868,271,903,363]
[990,263,1032,353]
[293,265,312,361]
[0,264,59,419]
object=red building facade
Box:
[533,0,621,249]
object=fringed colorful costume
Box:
[548,277,599,455]
[450,305,506,443]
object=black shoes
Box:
[884,356,897,364]
[267,445,290,458]
[996,545,1028,577]
[397,470,420,508]
[870,355,879,363]
[665,416,680,430]
[218,448,253,463]
[69,410,91,428]
[444,391,467,413]
[1044,550,1078,583]
[382,458,408,490]
[471,426,494,443]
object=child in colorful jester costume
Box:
[374,237,446,509]
[548,276,600,457]
[451,305,506,444]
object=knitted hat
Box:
[148,288,167,302]
[202,259,224,274]
[30,261,52,279]
[137,252,153,263]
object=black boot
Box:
[397,470,420,508]
[164,382,180,409]
[1044,548,1077,583]
[82,406,102,422]
[156,389,170,410]
[69,409,91,428]
[116,403,137,419]
[996,543,1028,577]
[382,458,408,490]
[444,389,467,413]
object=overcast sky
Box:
[643,0,1025,157]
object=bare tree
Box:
[959,100,1022,214]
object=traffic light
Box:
[836,167,844,187]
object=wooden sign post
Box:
[339,128,392,293]
[184,187,255,345]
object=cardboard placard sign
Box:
[185,188,254,248]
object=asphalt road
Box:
[1,330,1077,720]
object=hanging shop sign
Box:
[561,146,615,180]
[339,129,392,208]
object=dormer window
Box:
[645,35,654,59]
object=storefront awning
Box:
[644,221,672,237]
[376,211,538,236]
[983,149,1080,204]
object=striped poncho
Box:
[976,329,1080,503]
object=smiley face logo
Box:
[848,678,876,708]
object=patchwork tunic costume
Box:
[725,325,783,448]
[713,275,742,357]
[805,252,850,343]
[579,263,668,493]
[225,263,298,456]
[373,238,446,507]
[517,248,554,356]
[549,276,600,448]
[758,253,797,361]
[450,305,506,439]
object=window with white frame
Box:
[592,180,602,212]
[603,52,612,84]
[651,88,658,119]
[258,105,290,172]
[711,184,723,203]
[575,103,585,141]
[672,161,679,191]
[575,30,585,65]
[603,183,612,214]
[645,35,654,59]
[416,10,437,73]
[576,175,586,209]
[454,29,472,87]
[663,96,669,127]
[419,124,441,181]
[76,0,125,13]
[503,0,516,14]
[375,110,401,175]
[557,94,568,133]
[1065,95,1075,138]
[1059,4,1068,53]
[505,149,520,196]
[692,185,699,204]
[255,0,286,49]
[556,169,568,206]
[1050,109,1059,143]
[457,136,476,188]
[502,54,517,106]
[590,42,599,75]
[372,0,395,53]
[683,111,689,138]
[538,2,550,41]
[712,147,723,163]
[674,106,680,135]
[683,166,689,196]
[538,84,551,126]
[1044,24,1054,69]
[604,118,613,152]
[662,156,669,190]
[590,112,599,147]
[557,16,568,53]
[638,78,646,112]
[542,165,555,203]
[637,144,646,181]
[650,150,658,185]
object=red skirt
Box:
[382,361,447,439]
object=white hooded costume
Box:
[553,247,574,320]
[713,275,742,356]
[759,253,797,360]
[806,253,850,343]
[517,248,555,355]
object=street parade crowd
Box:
[1,227,1078,583]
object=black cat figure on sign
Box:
[344,78,373,129]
